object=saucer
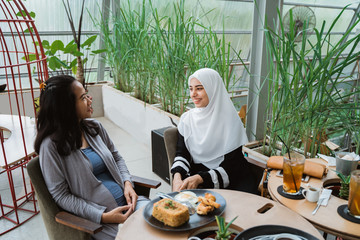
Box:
[277,185,305,200]
[337,204,360,224]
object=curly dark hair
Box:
[34,75,98,156]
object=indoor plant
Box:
[96,0,245,116]
[263,5,360,158]
[334,170,351,200]
[190,215,239,240]
[214,215,238,240]
[26,0,105,87]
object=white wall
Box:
[0,90,40,118]
[0,84,104,118]
[0,83,180,147]
[102,85,180,147]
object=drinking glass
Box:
[282,152,305,195]
[348,170,360,218]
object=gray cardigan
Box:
[39,119,132,239]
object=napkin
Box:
[267,156,327,178]
[317,153,336,167]
[319,188,332,206]
[339,152,360,161]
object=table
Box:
[116,189,323,240]
[268,159,360,240]
[0,114,38,234]
[0,114,36,168]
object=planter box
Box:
[102,85,180,147]
[0,83,104,118]
[87,83,105,118]
[243,141,269,166]
[0,89,40,118]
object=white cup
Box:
[302,187,320,202]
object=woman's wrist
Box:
[195,174,204,184]
[124,180,132,187]
[101,211,110,223]
[173,172,182,181]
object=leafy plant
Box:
[61,0,87,85]
[40,37,104,75]
[24,1,106,87]
[95,0,246,116]
[215,215,238,240]
[264,5,360,157]
[150,0,198,115]
[334,170,351,200]
[95,0,157,102]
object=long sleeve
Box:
[170,133,248,190]
[39,138,106,223]
[170,133,191,179]
[198,146,245,189]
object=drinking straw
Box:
[278,136,298,193]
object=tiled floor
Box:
[0,117,171,239]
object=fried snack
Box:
[152,198,190,227]
[205,192,216,202]
[196,193,220,215]
[198,196,221,209]
[197,202,214,215]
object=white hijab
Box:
[178,68,248,169]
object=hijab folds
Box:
[178,68,248,169]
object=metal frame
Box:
[0,0,47,235]
[246,0,280,141]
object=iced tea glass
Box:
[348,170,360,218]
[282,152,305,195]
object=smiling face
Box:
[73,81,93,120]
[189,77,209,108]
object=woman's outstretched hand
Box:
[101,204,133,224]
[124,181,138,211]
[179,174,203,190]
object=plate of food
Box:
[143,189,226,231]
[234,225,319,240]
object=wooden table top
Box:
[268,161,360,240]
[0,114,36,168]
[116,189,323,240]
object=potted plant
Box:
[190,216,239,240]
[263,5,360,158]
[96,0,245,117]
[334,170,351,200]
[26,0,106,87]
[214,215,238,240]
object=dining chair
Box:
[27,156,161,240]
[163,127,178,186]
[238,104,247,126]
[163,127,267,195]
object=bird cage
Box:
[0,0,48,234]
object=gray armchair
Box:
[163,127,178,185]
[27,156,160,240]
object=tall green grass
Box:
[95,0,245,116]
[264,6,360,156]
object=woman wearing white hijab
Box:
[171,68,258,193]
